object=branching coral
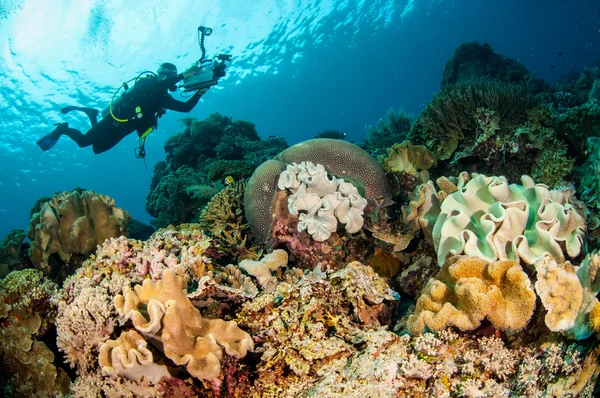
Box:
[27,189,131,276]
[407,255,536,334]
[114,269,254,381]
[432,173,587,267]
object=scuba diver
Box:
[36,25,230,156]
[36,62,214,154]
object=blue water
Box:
[0,0,598,239]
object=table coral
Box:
[27,189,131,276]
[408,255,536,334]
[114,269,254,381]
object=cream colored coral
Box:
[431,174,586,267]
[408,256,536,334]
[114,269,254,380]
[535,255,583,332]
[535,252,600,340]
[239,249,289,292]
[99,329,171,384]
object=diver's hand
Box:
[183,65,200,79]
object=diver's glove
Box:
[214,62,227,79]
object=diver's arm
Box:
[162,90,203,112]
[154,74,185,92]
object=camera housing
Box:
[182,55,230,92]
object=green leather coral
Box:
[432,173,586,267]
[244,139,393,243]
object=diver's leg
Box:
[62,116,114,148]
[61,106,99,127]
[91,122,135,154]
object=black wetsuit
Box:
[63,73,202,154]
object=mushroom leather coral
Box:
[244,138,392,243]
[99,329,172,384]
[408,255,536,334]
[27,190,131,273]
[432,173,586,267]
[114,269,254,380]
[535,252,600,340]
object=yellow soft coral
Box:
[114,269,254,380]
[408,255,536,334]
[379,141,438,181]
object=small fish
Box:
[224,175,235,185]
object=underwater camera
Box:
[182,26,232,92]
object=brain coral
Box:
[27,189,131,275]
[432,173,586,267]
[244,139,392,243]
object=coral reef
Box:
[379,141,438,183]
[441,41,533,89]
[407,79,531,161]
[147,113,289,228]
[27,189,131,279]
[361,107,412,157]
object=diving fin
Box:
[36,122,68,152]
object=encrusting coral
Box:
[27,189,131,277]
[408,255,536,334]
[113,269,254,381]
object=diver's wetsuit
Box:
[45,73,202,154]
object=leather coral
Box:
[114,269,253,380]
